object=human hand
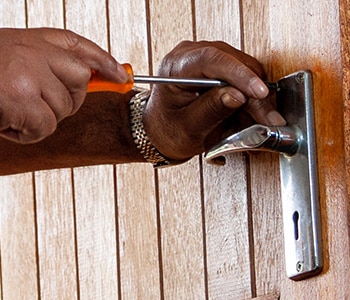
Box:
[143,41,286,161]
[0,27,128,143]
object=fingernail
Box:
[267,111,286,125]
[220,92,246,108]
[249,77,268,98]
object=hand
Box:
[143,41,286,161]
[0,27,128,143]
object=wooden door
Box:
[0,0,349,299]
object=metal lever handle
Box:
[205,124,301,163]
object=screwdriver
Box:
[87,63,278,94]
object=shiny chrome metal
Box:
[134,75,278,90]
[277,70,322,280]
[133,75,227,87]
[204,70,322,281]
[205,124,301,161]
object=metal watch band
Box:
[129,89,175,168]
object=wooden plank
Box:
[0,2,38,299]
[25,1,78,298]
[195,1,254,298]
[269,0,350,298]
[0,0,26,28]
[72,166,118,299]
[0,175,38,300]
[340,0,350,195]
[34,170,77,299]
[241,1,284,297]
[115,164,160,298]
[149,1,206,298]
[108,1,161,298]
[64,1,119,298]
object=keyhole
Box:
[293,211,300,240]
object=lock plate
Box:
[277,70,322,280]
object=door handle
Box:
[204,124,300,160]
[205,70,323,281]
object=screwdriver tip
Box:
[264,81,280,91]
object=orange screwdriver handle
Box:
[87,63,134,94]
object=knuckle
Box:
[55,93,76,121]
[62,29,81,49]
[174,40,194,51]
[76,63,92,82]
[205,92,231,122]
[69,93,86,115]
[11,74,38,99]
[9,104,57,143]
[25,112,57,142]
[200,45,220,60]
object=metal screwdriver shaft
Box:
[133,75,228,87]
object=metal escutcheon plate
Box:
[277,70,323,280]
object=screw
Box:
[296,261,304,272]
[296,72,305,84]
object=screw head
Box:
[296,261,304,272]
[296,72,305,84]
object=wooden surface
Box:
[1,0,349,299]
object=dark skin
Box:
[0,28,285,175]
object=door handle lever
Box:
[205,70,323,281]
[205,124,300,162]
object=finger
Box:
[36,28,128,82]
[185,86,247,132]
[195,40,266,77]
[196,47,269,99]
[244,98,286,126]
[0,98,57,144]
[40,74,80,120]
[45,50,91,113]
[162,42,268,99]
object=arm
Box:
[0,28,285,176]
[0,90,144,175]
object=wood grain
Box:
[0,175,38,299]
[340,0,350,199]
[25,1,78,298]
[0,1,349,299]
[65,1,119,298]
[195,1,255,298]
[149,1,206,298]
[0,2,37,299]
[34,170,77,299]
[108,1,161,297]
[269,0,350,298]
[241,1,284,296]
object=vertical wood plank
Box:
[65,1,119,298]
[72,166,118,299]
[0,176,38,300]
[115,164,160,299]
[241,1,284,297]
[195,1,254,298]
[340,0,350,196]
[0,2,38,299]
[267,0,350,298]
[25,1,78,298]
[108,1,161,298]
[34,170,77,299]
[149,0,206,298]
[0,0,26,28]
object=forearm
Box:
[0,90,145,175]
